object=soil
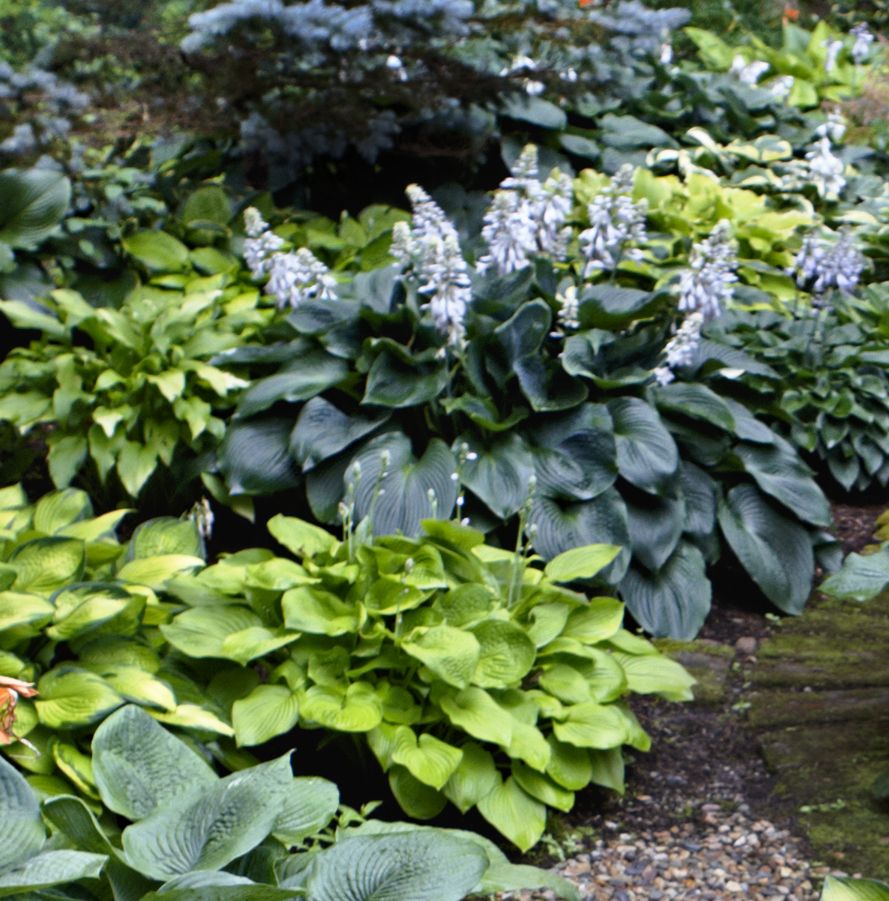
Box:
[530,500,889,877]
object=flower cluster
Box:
[556,284,581,332]
[677,221,738,322]
[578,165,648,277]
[392,185,472,349]
[850,23,875,65]
[791,228,866,300]
[242,207,336,308]
[477,146,574,276]
[815,109,846,143]
[653,312,704,386]
[822,38,843,73]
[730,55,769,85]
[805,137,846,198]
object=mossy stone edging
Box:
[746,593,889,878]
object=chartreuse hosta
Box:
[160,514,695,851]
[821,876,889,900]
[0,266,267,503]
[0,706,580,901]
[0,483,235,799]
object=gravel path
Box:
[507,802,838,899]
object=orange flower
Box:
[783,5,800,21]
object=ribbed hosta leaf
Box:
[0,756,45,873]
[457,433,535,520]
[299,683,382,732]
[476,777,546,852]
[390,727,463,790]
[469,621,536,688]
[122,756,292,880]
[272,776,340,845]
[624,493,685,573]
[92,705,218,820]
[619,543,711,640]
[401,626,480,690]
[232,684,300,747]
[607,397,678,495]
[717,485,814,614]
[351,433,458,537]
[142,871,297,901]
[161,606,263,658]
[552,702,629,749]
[0,850,106,894]
[0,169,70,249]
[290,397,389,471]
[295,831,488,901]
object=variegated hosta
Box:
[0,484,229,801]
[160,514,695,851]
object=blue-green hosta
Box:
[213,157,837,639]
[160,513,695,851]
[0,706,580,900]
[0,484,234,799]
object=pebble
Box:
[496,803,850,900]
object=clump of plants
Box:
[161,510,694,850]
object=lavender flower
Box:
[396,185,472,349]
[823,38,843,73]
[266,248,337,308]
[478,145,573,275]
[578,164,648,277]
[805,137,846,198]
[654,313,704,386]
[768,75,795,101]
[791,228,865,299]
[815,110,846,143]
[677,221,737,322]
[556,284,580,331]
[243,207,285,277]
[851,23,875,65]
[730,55,770,85]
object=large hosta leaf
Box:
[232,684,300,747]
[457,433,535,520]
[529,489,630,581]
[272,776,340,845]
[470,621,536,688]
[161,606,264,658]
[142,872,296,901]
[820,875,889,901]
[290,397,389,471]
[0,169,70,249]
[0,756,45,873]
[351,433,457,537]
[624,493,686,573]
[652,382,736,432]
[607,397,678,495]
[122,756,292,880]
[401,625,480,689]
[294,830,488,901]
[219,418,301,495]
[733,443,831,528]
[236,353,349,418]
[390,727,463,790]
[35,669,123,729]
[476,777,546,852]
[92,706,218,820]
[362,351,448,408]
[620,543,711,640]
[717,485,814,614]
[820,545,889,602]
[0,850,107,894]
[299,683,382,732]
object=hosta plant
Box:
[214,156,836,638]
[160,513,695,851]
[0,270,269,504]
[0,483,234,799]
[821,876,889,900]
[0,705,580,900]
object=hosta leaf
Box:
[101,667,177,711]
[619,543,711,640]
[820,545,889,602]
[300,683,382,732]
[237,353,349,418]
[457,433,535,520]
[296,830,488,901]
[443,742,500,813]
[477,776,546,852]
[0,755,45,873]
[48,583,138,642]
[624,493,685,573]
[128,518,201,559]
[0,850,107,895]
[281,586,360,636]
[717,485,814,614]
[351,433,458,537]
[123,231,190,272]
[268,514,338,559]
[820,876,889,901]
[272,776,339,845]
[435,686,514,747]
[653,382,736,432]
[612,652,695,701]
[142,872,296,901]
[92,705,218,820]
[161,606,263,658]
[291,397,389,471]
[545,737,593,791]
[388,766,448,819]
[529,489,630,581]
[512,762,575,812]
[470,621,536,688]
[35,669,123,729]
[116,554,204,588]
[32,488,92,534]
[0,169,70,249]
[122,756,292,880]
[362,351,448,408]
[0,591,53,633]
[221,626,299,665]
[552,702,629,749]
[544,545,622,583]
[561,597,624,644]
[733,443,831,528]
[11,538,84,593]
[588,747,625,793]
[219,418,301,495]
[607,397,678,495]
[232,684,300,747]
[390,727,463,790]
[401,625,480,690]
